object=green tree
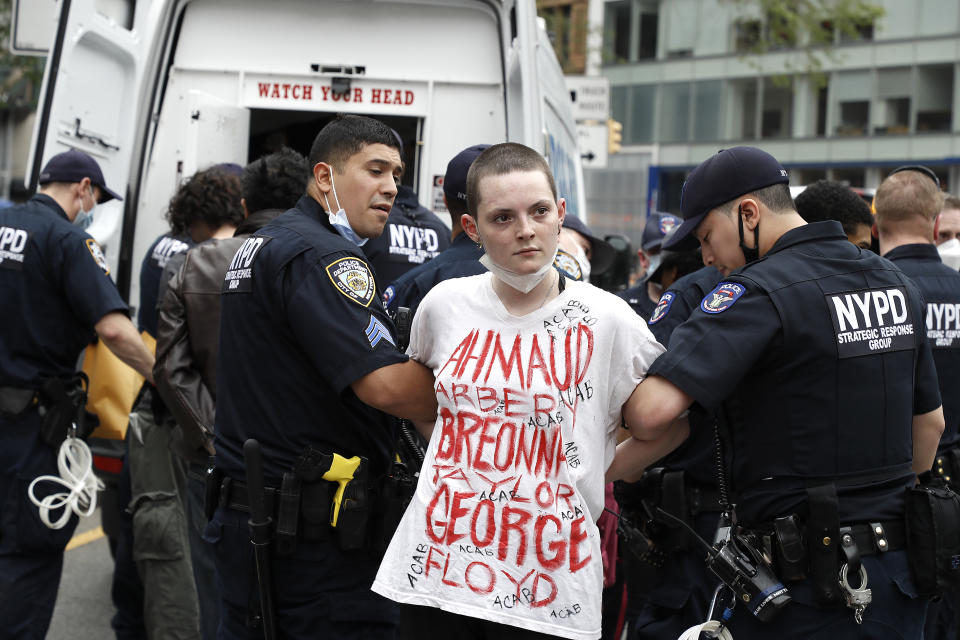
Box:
[725,0,886,86]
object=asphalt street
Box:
[48,507,115,639]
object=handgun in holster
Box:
[322,453,370,551]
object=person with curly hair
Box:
[794,179,875,250]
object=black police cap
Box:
[663,146,789,250]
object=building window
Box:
[734,19,762,52]
[838,101,869,135]
[726,78,758,139]
[603,1,631,63]
[916,64,953,133]
[660,83,691,142]
[638,8,659,59]
[761,78,793,138]
[693,80,723,141]
[627,84,656,143]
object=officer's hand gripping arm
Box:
[351,360,437,422]
[95,311,156,383]
[606,416,690,483]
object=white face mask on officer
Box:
[938,238,960,271]
[321,169,368,247]
[73,185,96,231]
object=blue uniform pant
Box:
[0,412,79,640]
[186,463,219,640]
[205,505,399,640]
[726,551,927,640]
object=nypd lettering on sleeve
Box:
[0,225,29,271]
[701,282,745,314]
[387,224,441,264]
[927,302,960,349]
[649,291,675,324]
[223,236,271,294]
[326,256,376,307]
[826,286,915,358]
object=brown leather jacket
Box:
[154,236,248,464]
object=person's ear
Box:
[739,197,760,231]
[240,197,250,219]
[313,162,333,195]
[933,215,940,243]
[462,214,480,245]
[556,198,566,231]
[872,222,879,239]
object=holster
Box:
[905,474,960,597]
[276,472,301,555]
[771,514,807,582]
[37,374,97,446]
[806,484,842,605]
[369,460,415,553]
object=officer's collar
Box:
[31,193,69,221]
[764,220,847,256]
[296,194,337,233]
[883,242,941,263]
[452,232,476,247]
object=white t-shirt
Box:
[373,273,664,640]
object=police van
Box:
[28,0,585,307]
[26,0,584,540]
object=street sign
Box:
[11,0,60,56]
[577,124,608,169]
[565,75,610,121]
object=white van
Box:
[27,0,585,308]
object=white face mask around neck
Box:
[321,170,368,247]
[479,248,559,294]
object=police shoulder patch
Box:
[553,248,583,281]
[85,238,110,275]
[649,291,675,324]
[326,256,376,307]
[701,282,746,314]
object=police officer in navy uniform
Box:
[609,146,944,639]
[619,212,681,319]
[875,165,960,640]
[363,134,450,285]
[0,149,156,638]
[383,144,489,318]
[210,115,437,640]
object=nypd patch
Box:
[365,314,396,348]
[326,257,376,307]
[553,248,583,281]
[223,236,271,294]
[649,291,675,324]
[0,225,29,271]
[660,215,680,235]
[701,282,746,314]
[85,238,110,275]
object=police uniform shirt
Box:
[649,221,941,524]
[646,266,722,348]
[362,185,450,286]
[214,195,407,481]
[383,232,485,317]
[138,232,193,337]
[0,194,127,386]
[617,280,657,321]
[885,243,960,451]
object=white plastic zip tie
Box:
[27,435,104,529]
[678,621,734,640]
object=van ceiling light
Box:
[331,77,351,97]
[309,64,366,75]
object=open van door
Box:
[505,1,586,221]
[179,91,250,182]
[26,0,166,292]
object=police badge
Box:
[326,257,376,307]
[701,282,745,314]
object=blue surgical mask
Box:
[322,170,367,247]
[73,186,96,231]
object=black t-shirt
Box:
[362,185,450,286]
[0,194,127,386]
[214,196,408,481]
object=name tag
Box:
[826,286,915,358]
